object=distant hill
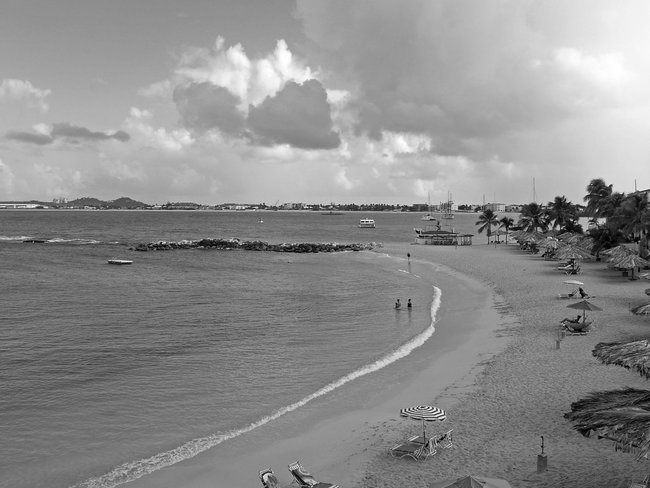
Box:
[66,196,149,209]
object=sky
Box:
[1,0,649,206]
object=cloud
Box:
[138,79,173,98]
[174,37,315,113]
[124,107,194,152]
[295,1,638,143]
[5,123,130,145]
[5,131,53,145]
[51,122,130,142]
[0,79,50,112]
[248,80,340,149]
[0,158,15,194]
[173,81,245,134]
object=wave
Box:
[0,235,33,241]
[71,286,442,488]
[45,238,102,245]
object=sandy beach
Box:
[360,242,650,488]
[129,241,650,488]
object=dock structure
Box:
[414,227,473,246]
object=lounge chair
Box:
[557,291,578,299]
[288,461,339,488]
[560,320,592,335]
[390,429,453,461]
[259,468,280,488]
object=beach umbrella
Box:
[564,279,584,286]
[400,405,446,443]
[555,245,593,261]
[593,340,650,379]
[566,299,603,321]
[608,254,650,280]
[602,245,636,258]
[428,475,513,488]
[564,387,650,460]
[631,304,650,316]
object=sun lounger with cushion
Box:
[390,429,453,461]
[259,468,280,488]
[288,461,339,488]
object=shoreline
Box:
[126,245,513,488]
[129,241,650,488]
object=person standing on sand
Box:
[395,299,401,309]
[407,299,412,309]
[407,252,410,261]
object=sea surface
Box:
[0,210,487,488]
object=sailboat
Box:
[441,192,454,220]
[421,192,437,221]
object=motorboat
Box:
[108,258,133,265]
[358,218,376,228]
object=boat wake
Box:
[71,286,442,488]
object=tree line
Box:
[474,178,650,258]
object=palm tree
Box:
[547,196,578,230]
[518,202,549,233]
[499,216,514,244]
[476,209,499,244]
[584,178,613,218]
[615,193,650,256]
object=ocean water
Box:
[0,210,484,488]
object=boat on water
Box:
[421,191,438,221]
[441,192,455,219]
[358,218,376,228]
[108,258,133,265]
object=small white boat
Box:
[358,218,376,228]
[108,258,133,265]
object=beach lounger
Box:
[390,429,453,461]
[259,468,280,488]
[557,293,577,299]
[288,461,339,488]
[560,321,592,335]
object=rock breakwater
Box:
[131,238,379,253]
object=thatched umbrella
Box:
[565,387,650,459]
[608,254,650,280]
[631,304,650,316]
[555,244,593,262]
[602,245,637,258]
[593,340,650,379]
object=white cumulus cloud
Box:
[0,79,51,112]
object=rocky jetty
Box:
[131,238,379,253]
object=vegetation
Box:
[475,208,499,244]
[473,178,649,258]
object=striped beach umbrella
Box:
[400,405,446,442]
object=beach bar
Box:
[414,227,473,246]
